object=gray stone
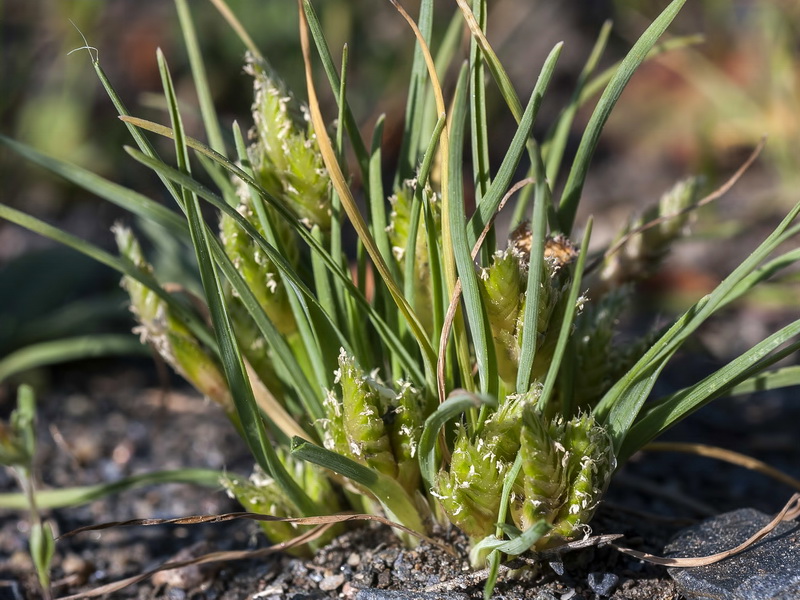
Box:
[665,507,800,600]
[355,590,469,600]
[587,571,619,596]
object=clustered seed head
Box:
[114,225,232,411]
[435,425,506,539]
[246,55,331,231]
[518,409,615,546]
[219,196,297,337]
[595,176,704,294]
[322,350,425,496]
[435,390,614,551]
[478,231,576,388]
[386,180,441,335]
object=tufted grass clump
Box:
[2,0,800,597]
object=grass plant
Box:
[2,0,800,597]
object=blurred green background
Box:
[1,0,799,394]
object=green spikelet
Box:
[480,386,540,463]
[321,385,349,457]
[386,181,440,334]
[479,250,526,385]
[549,413,615,542]
[388,380,425,494]
[479,234,575,387]
[516,408,615,548]
[596,176,704,293]
[247,55,331,231]
[336,350,397,478]
[219,196,296,337]
[222,451,338,555]
[516,409,568,531]
[435,425,506,539]
[114,225,232,411]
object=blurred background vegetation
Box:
[1,0,799,395]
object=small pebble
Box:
[61,553,94,586]
[347,552,361,567]
[151,542,217,590]
[319,573,345,592]
[587,572,619,597]
[166,589,186,600]
[548,560,565,576]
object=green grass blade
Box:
[418,391,497,488]
[174,0,226,154]
[596,198,800,449]
[726,365,800,397]
[544,20,612,185]
[229,123,330,420]
[469,0,491,204]
[91,61,188,210]
[310,226,339,342]
[456,0,522,121]
[466,43,563,248]
[470,520,551,558]
[482,453,524,598]
[0,135,187,238]
[366,115,398,379]
[448,63,497,397]
[719,248,800,310]
[620,320,800,462]
[157,49,318,516]
[368,115,399,279]
[577,35,704,109]
[403,114,447,340]
[418,11,463,144]
[0,336,148,383]
[557,0,688,233]
[0,469,223,510]
[537,219,593,413]
[291,437,425,535]
[516,143,549,394]
[395,0,434,183]
[302,0,369,180]
[209,239,325,427]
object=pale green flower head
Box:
[597,176,704,292]
[114,225,232,411]
[435,424,507,540]
[219,196,297,337]
[517,408,615,548]
[386,180,441,335]
[321,350,428,496]
[246,55,331,231]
